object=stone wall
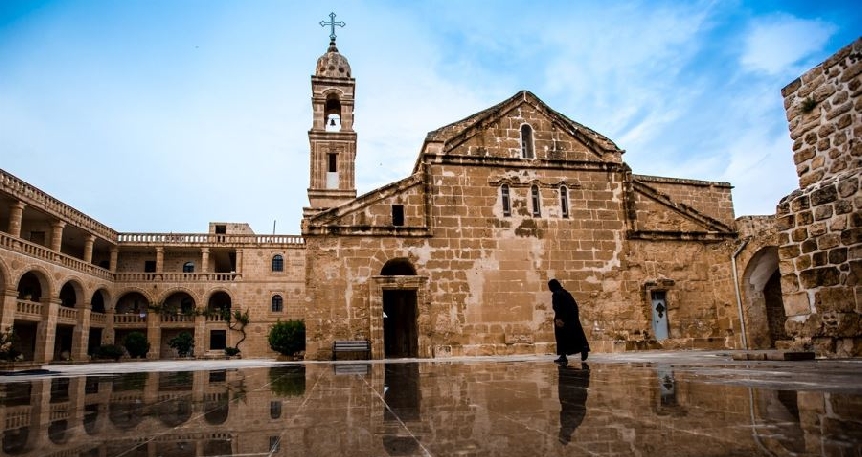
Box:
[777,37,862,357]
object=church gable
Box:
[420,91,623,166]
[303,173,430,236]
[626,178,736,240]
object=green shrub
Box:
[168,332,195,358]
[268,320,305,356]
[225,346,241,357]
[269,366,306,397]
[122,331,150,358]
[0,326,21,362]
[95,344,125,361]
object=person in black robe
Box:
[558,363,590,445]
[548,278,589,364]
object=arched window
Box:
[271,295,283,313]
[271,254,284,272]
[325,93,342,132]
[531,185,541,217]
[520,124,534,159]
[182,262,194,273]
[270,401,282,419]
[501,184,511,217]
[560,185,569,218]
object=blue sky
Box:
[1,1,859,234]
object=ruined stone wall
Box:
[777,37,862,357]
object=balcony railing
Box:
[16,299,42,319]
[114,314,147,325]
[117,232,304,246]
[90,312,107,325]
[0,168,117,241]
[113,272,239,282]
[0,232,113,280]
[57,306,77,323]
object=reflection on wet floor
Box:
[0,358,860,456]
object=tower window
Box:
[560,185,569,218]
[531,185,541,217]
[271,254,284,272]
[520,124,535,159]
[501,184,511,217]
[392,205,405,226]
[328,153,338,172]
[182,262,194,273]
[271,295,283,313]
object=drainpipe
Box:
[731,237,751,350]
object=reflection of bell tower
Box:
[305,13,357,217]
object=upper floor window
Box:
[271,295,283,313]
[272,254,284,272]
[560,185,569,218]
[531,185,541,217]
[328,153,338,172]
[501,184,511,217]
[392,205,405,226]
[182,262,194,273]
[520,124,535,159]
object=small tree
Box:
[122,331,150,358]
[0,326,21,362]
[168,331,195,358]
[268,320,305,356]
[95,344,125,361]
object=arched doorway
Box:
[381,259,418,359]
[742,247,787,348]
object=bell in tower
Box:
[304,13,357,217]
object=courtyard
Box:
[1,351,860,456]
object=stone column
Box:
[201,248,209,273]
[156,247,164,273]
[83,234,96,264]
[147,314,161,359]
[7,201,25,237]
[0,289,17,335]
[50,221,65,251]
[34,297,61,363]
[72,300,91,360]
[109,247,118,272]
[235,249,243,278]
[194,314,206,358]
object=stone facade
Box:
[13,34,846,364]
[775,37,862,357]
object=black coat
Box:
[552,288,589,356]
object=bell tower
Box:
[304,13,357,217]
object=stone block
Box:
[791,227,809,242]
[793,147,816,164]
[776,214,794,230]
[801,238,818,253]
[817,233,841,250]
[814,205,833,221]
[828,247,848,264]
[835,199,854,214]
[797,210,814,226]
[811,185,838,206]
[840,228,862,246]
[799,266,839,288]
[813,251,829,267]
[794,254,812,271]
[838,175,860,198]
[791,195,810,211]
[815,288,857,313]
[783,292,810,316]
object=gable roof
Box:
[421,90,623,159]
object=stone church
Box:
[0,34,858,364]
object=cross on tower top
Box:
[320,12,345,43]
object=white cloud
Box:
[741,14,837,75]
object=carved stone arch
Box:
[741,246,786,349]
[324,89,344,130]
[159,288,199,314]
[206,289,233,313]
[0,257,10,294]
[114,288,155,314]
[380,258,416,276]
[58,278,86,309]
[15,267,53,302]
[90,285,113,313]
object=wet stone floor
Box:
[0,352,861,456]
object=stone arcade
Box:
[0,33,859,364]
